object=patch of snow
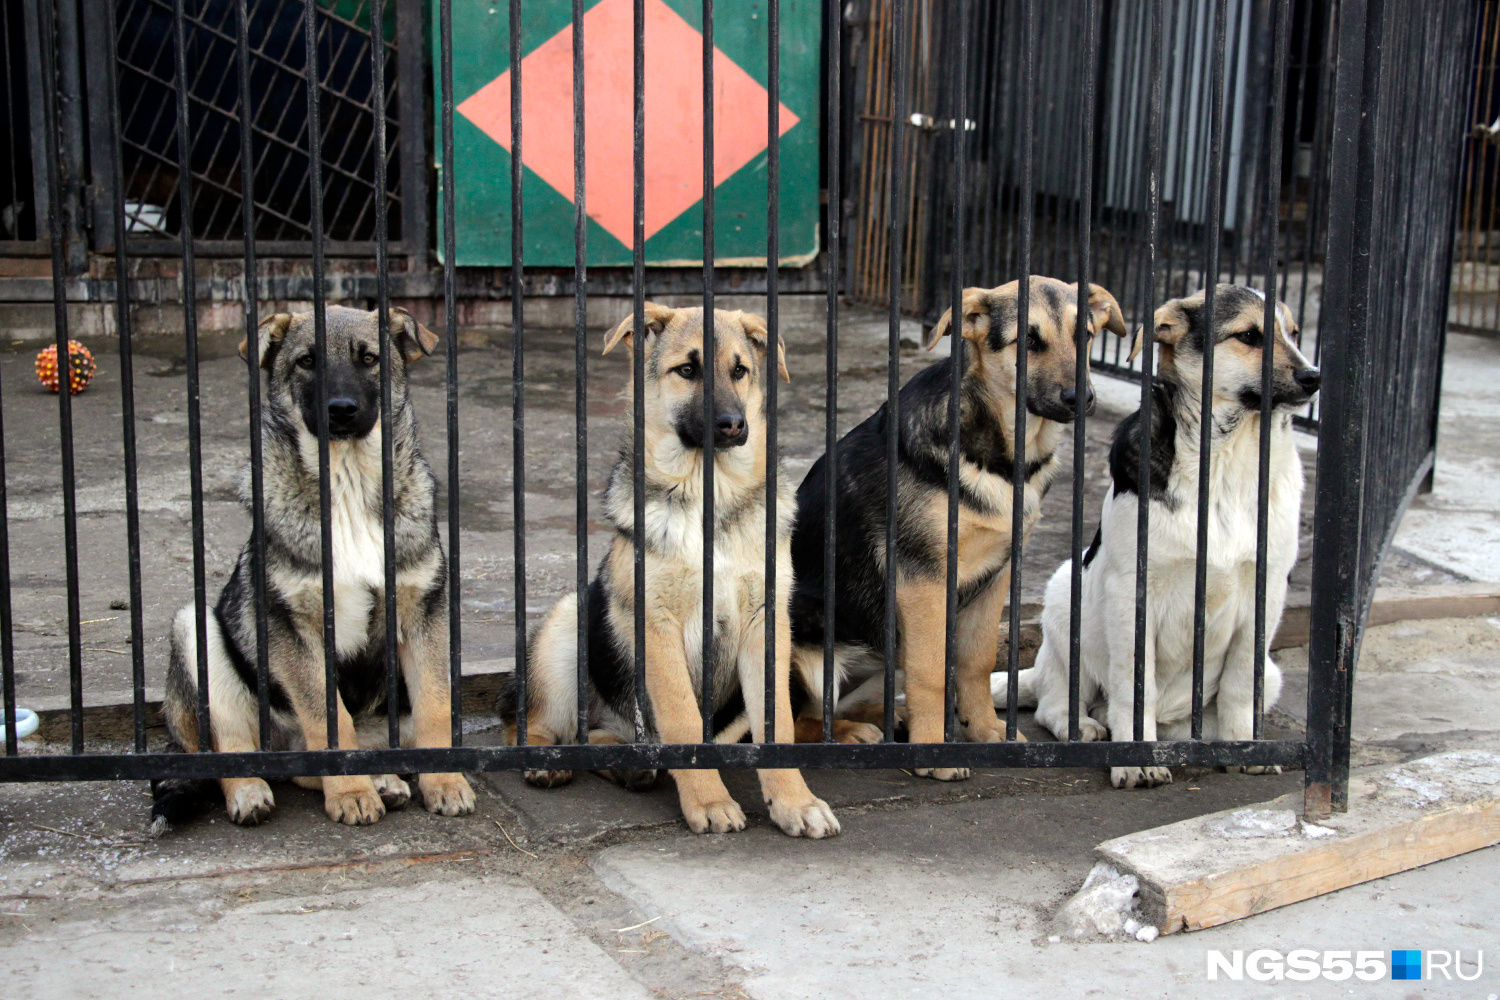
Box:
[1053,863,1157,942]
[1300,821,1337,839]
[1204,808,1298,839]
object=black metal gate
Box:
[0,0,1476,824]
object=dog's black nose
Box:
[1060,386,1095,411]
[1293,367,1322,391]
[715,412,746,441]
[328,397,360,422]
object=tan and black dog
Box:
[151,306,475,830]
[788,277,1128,778]
[500,304,841,838]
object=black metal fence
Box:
[0,0,1475,824]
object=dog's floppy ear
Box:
[1086,284,1129,339]
[603,302,676,356]
[1129,297,1193,363]
[391,307,440,363]
[738,311,790,382]
[240,313,293,371]
[926,288,991,351]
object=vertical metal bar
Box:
[763,0,779,743]
[573,0,589,745]
[441,0,462,747]
[0,372,11,755]
[700,0,716,745]
[166,0,207,756]
[632,0,647,743]
[1253,0,1288,739]
[1067,0,1098,744]
[822,0,841,743]
[304,0,338,749]
[396,0,429,261]
[1191,0,1230,742]
[233,0,270,753]
[942,0,967,744]
[1307,0,1378,819]
[374,0,398,748]
[53,0,83,272]
[1006,0,1035,744]
[510,0,528,750]
[1134,0,1164,743]
[98,0,149,752]
[883,0,907,743]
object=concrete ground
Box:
[1,312,1498,998]
[2,610,1497,999]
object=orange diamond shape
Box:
[457,0,799,249]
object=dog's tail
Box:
[149,747,222,836]
[990,667,1039,709]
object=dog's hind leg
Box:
[789,645,882,744]
[163,607,277,826]
[738,593,840,838]
[508,593,588,788]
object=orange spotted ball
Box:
[36,341,97,395]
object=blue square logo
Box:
[1392,950,1422,980]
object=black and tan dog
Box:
[151,306,475,830]
[788,277,1128,778]
[500,303,841,838]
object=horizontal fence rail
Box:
[0,0,1476,833]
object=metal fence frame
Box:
[0,0,1476,824]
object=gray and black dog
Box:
[151,305,475,830]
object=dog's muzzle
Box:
[714,412,749,448]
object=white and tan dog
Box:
[998,285,1320,788]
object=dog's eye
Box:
[297,353,316,370]
[1233,331,1263,348]
[730,363,748,381]
[1027,326,1045,352]
[674,362,698,379]
[361,352,379,366]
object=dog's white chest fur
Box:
[291,430,399,657]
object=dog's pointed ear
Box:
[241,313,293,371]
[1086,284,1129,338]
[603,302,676,356]
[391,307,440,363]
[1127,326,1145,364]
[738,311,790,382]
[927,288,990,350]
[1275,300,1297,341]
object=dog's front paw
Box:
[419,773,477,816]
[1228,764,1283,776]
[324,776,386,825]
[223,778,275,825]
[914,766,972,781]
[833,720,883,744]
[965,721,1029,743]
[524,768,574,788]
[682,797,746,834]
[768,796,840,839]
[1111,766,1173,789]
[373,774,411,809]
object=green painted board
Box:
[431,0,821,267]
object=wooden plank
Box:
[1098,752,1500,933]
[1272,583,1500,649]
